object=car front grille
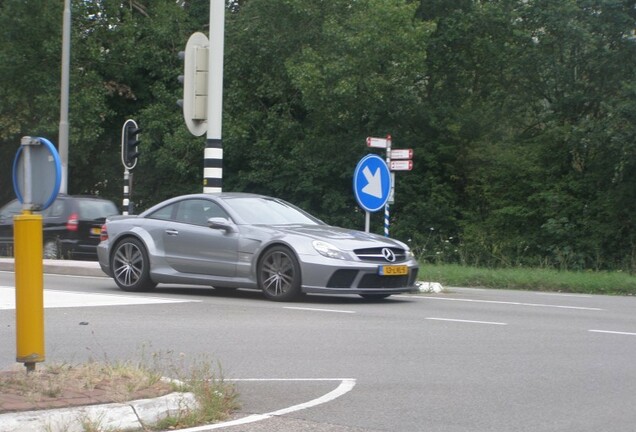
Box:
[327,270,358,288]
[325,269,418,289]
[354,247,408,263]
[358,269,419,289]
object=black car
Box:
[0,195,119,260]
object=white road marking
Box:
[534,292,593,298]
[179,378,356,431]
[0,287,196,310]
[418,296,603,311]
[284,306,356,314]
[426,317,507,326]
[589,330,636,336]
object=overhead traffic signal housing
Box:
[178,32,209,136]
[121,119,141,170]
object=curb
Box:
[0,392,198,432]
[0,258,105,277]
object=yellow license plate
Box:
[379,265,408,276]
[91,227,101,235]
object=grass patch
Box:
[152,355,239,430]
[420,263,636,295]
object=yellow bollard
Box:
[14,211,44,372]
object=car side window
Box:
[147,203,176,221]
[174,199,228,226]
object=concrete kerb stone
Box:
[0,392,198,432]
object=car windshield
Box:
[224,197,321,225]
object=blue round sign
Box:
[12,137,62,211]
[353,154,391,212]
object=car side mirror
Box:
[207,217,237,233]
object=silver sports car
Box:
[97,193,419,301]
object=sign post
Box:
[362,135,414,236]
[353,154,392,233]
[12,136,61,372]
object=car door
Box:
[161,198,238,277]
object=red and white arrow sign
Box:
[366,136,391,149]
[390,160,413,171]
[390,149,413,160]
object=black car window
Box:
[174,199,228,226]
[147,203,175,221]
[146,199,228,226]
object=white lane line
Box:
[534,292,593,298]
[0,287,196,310]
[426,317,507,326]
[180,378,356,431]
[284,306,356,314]
[419,296,603,311]
[589,330,636,336]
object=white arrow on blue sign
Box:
[353,154,392,212]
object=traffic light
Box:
[121,119,141,170]
[178,32,209,136]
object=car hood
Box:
[268,224,407,251]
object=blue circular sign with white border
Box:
[353,154,392,212]
[12,137,62,211]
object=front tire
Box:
[111,237,156,292]
[258,246,301,301]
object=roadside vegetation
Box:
[420,263,636,296]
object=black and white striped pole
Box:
[178,0,225,193]
[204,0,225,193]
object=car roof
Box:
[138,192,280,217]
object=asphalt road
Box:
[1,270,636,431]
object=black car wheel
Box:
[111,237,155,292]
[258,246,301,301]
[43,239,60,259]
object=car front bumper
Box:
[298,254,419,295]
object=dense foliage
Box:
[1,0,635,271]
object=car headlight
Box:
[312,240,349,260]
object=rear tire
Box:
[111,237,156,292]
[258,246,302,301]
[43,239,60,260]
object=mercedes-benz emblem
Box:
[381,248,396,262]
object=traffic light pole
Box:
[121,119,140,215]
[203,0,225,193]
[122,169,133,215]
